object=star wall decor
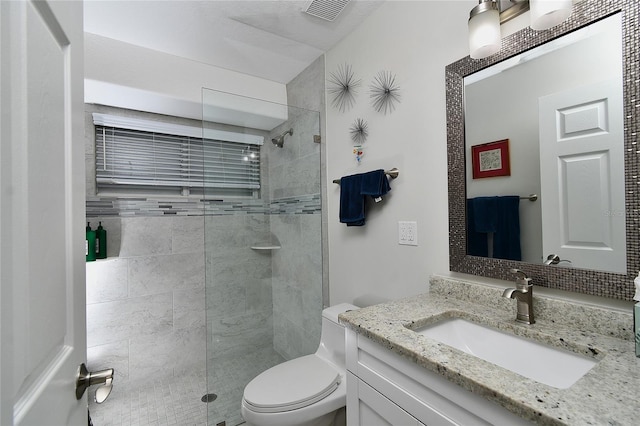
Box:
[327,63,362,112]
[370,70,401,114]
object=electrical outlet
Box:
[398,221,418,246]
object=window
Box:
[93,114,262,198]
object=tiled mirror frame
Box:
[446,0,639,300]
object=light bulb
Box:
[530,0,572,31]
[468,1,501,60]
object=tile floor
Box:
[88,370,207,426]
[89,347,285,426]
[207,347,285,426]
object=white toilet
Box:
[241,303,358,426]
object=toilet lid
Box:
[243,354,341,413]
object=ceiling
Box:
[84,0,385,84]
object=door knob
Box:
[76,363,114,403]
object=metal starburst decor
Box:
[370,71,401,114]
[327,63,362,112]
[349,118,368,145]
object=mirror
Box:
[446,0,638,300]
[464,14,625,273]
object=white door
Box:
[1,0,87,424]
[538,79,626,273]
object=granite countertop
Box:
[339,274,640,425]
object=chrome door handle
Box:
[544,253,572,265]
[76,363,114,403]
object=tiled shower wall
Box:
[205,213,274,361]
[271,214,323,358]
[270,56,325,359]
[85,216,206,392]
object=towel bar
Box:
[333,168,399,185]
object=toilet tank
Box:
[315,303,359,369]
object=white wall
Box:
[325,1,477,305]
[84,33,287,120]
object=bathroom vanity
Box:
[345,326,532,425]
[341,274,639,425]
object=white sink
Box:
[412,318,598,389]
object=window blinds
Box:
[94,118,261,198]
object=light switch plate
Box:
[398,221,418,246]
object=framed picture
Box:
[471,139,510,179]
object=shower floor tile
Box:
[88,370,207,426]
[207,346,285,426]
[88,346,286,426]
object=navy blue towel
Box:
[467,196,521,260]
[470,197,498,233]
[339,170,391,227]
[339,174,365,226]
[360,169,391,197]
[467,198,489,257]
[493,196,521,261]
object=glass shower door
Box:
[202,88,322,426]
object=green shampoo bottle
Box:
[96,221,107,259]
[86,222,96,262]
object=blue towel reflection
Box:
[467,196,521,261]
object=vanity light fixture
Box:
[468,0,501,60]
[468,0,573,60]
[530,0,572,30]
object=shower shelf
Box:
[250,245,281,250]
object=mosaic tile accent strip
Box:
[269,193,322,214]
[86,197,207,217]
[446,0,639,300]
[86,193,321,217]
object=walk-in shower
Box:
[84,88,322,425]
[202,89,323,426]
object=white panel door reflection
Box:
[539,79,626,273]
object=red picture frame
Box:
[471,139,510,179]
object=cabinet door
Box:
[348,372,422,426]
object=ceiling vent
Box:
[304,0,350,22]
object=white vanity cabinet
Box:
[345,329,533,426]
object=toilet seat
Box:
[243,355,341,413]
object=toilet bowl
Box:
[241,303,358,426]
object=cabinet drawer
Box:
[347,371,423,426]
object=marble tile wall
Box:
[85,215,206,389]
[268,56,325,359]
[271,213,323,359]
[286,55,329,312]
[204,214,274,362]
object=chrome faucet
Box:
[502,268,535,324]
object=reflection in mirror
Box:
[446,0,639,300]
[464,14,626,274]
